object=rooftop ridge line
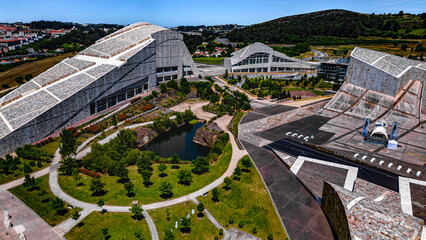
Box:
[0,112,13,131]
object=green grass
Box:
[149,201,218,240]
[193,57,224,65]
[198,155,287,240]
[0,141,60,184]
[58,143,232,206]
[231,112,245,138]
[65,212,151,240]
[9,175,81,226]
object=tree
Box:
[116,163,129,183]
[180,217,191,233]
[268,233,274,240]
[196,203,205,218]
[224,177,232,191]
[23,163,32,173]
[137,151,154,171]
[102,228,110,240]
[192,156,209,175]
[23,174,39,191]
[125,149,141,165]
[177,169,193,186]
[212,188,220,202]
[129,203,144,220]
[97,199,105,209]
[158,163,167,177]
[140,169,153,187]
[59,157,78,175]
[111,115,117,128]
[134,228,146,240]
[90,179,106,196]
[166,79,179,90]
[234,166,242,176]
[125,181,135,197]
[159,181,173,199]
[51,197,67,215]
[72,169,81,186]
[59,129,76,158]
[71,211,81,220]
[241,157,252,169]
[151,90,158,97]
[15,76,24,84]
[164,228,175,240]
[24,74,33,81]
[160,83,168,93]
[170,154,180,164]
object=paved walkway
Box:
[0,103,245,240]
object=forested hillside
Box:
[227,9,426,44]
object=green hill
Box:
[227,9,426,44]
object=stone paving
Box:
[0,191,62,240]
[331,179,423,240]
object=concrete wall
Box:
[346,57,400,96]
[321,182,352,240]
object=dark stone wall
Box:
[321,182,352,240]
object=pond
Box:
[143,122,210,160]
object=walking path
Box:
[0,101,246,240]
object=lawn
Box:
[149,201,218,240]
[9,175,81,226]
[58,143,232,206]
[0,52,75,90]
[65,212,151,240]
[231,111,245,138]
[0,141,60,184]
[198,155,287,240]
[193,57,224,65]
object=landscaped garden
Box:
[65,212,151,240]
[198,155,288,240]
[9,175,82,226]
[58,143,231,205]
[0,140,60,184]
[149,201,218,240]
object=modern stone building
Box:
[0,22,199,156]
[317,58,349,83]
[223,42,317,79]
[346,47,426,105]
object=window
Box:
[127,89,134,99]
[117,92,126,102]
[156,66,178,73]
[136,86,142,95]
[97,99,106,112]
[272,55,292,62]
[107,96,116,108]
[232,52,269,67]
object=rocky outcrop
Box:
[134,127,158,147]
[193,127,218,148]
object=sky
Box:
[1,0,425,27]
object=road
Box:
[266,138,399,191]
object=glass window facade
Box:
[232,52,269,67]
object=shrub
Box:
[228,216,234,224]
[78,168,100,179]
[130,96,141,104]
[219,229,223,236]
[143,103,154,111]
[72,131,81,138]
[238,221,244,228]
[15,76,24,84]
[117,114,127,121]
[252,227,257,234]
[268,233,273,240]
[1,83,9,89]
[86,125,101,134]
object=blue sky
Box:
[1,0,425,27]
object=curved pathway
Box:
[0,106,246,240]
[48,114,246,239]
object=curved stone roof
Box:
[229,42,316,68]
[351,47,424,77]
[0,22,168,140]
